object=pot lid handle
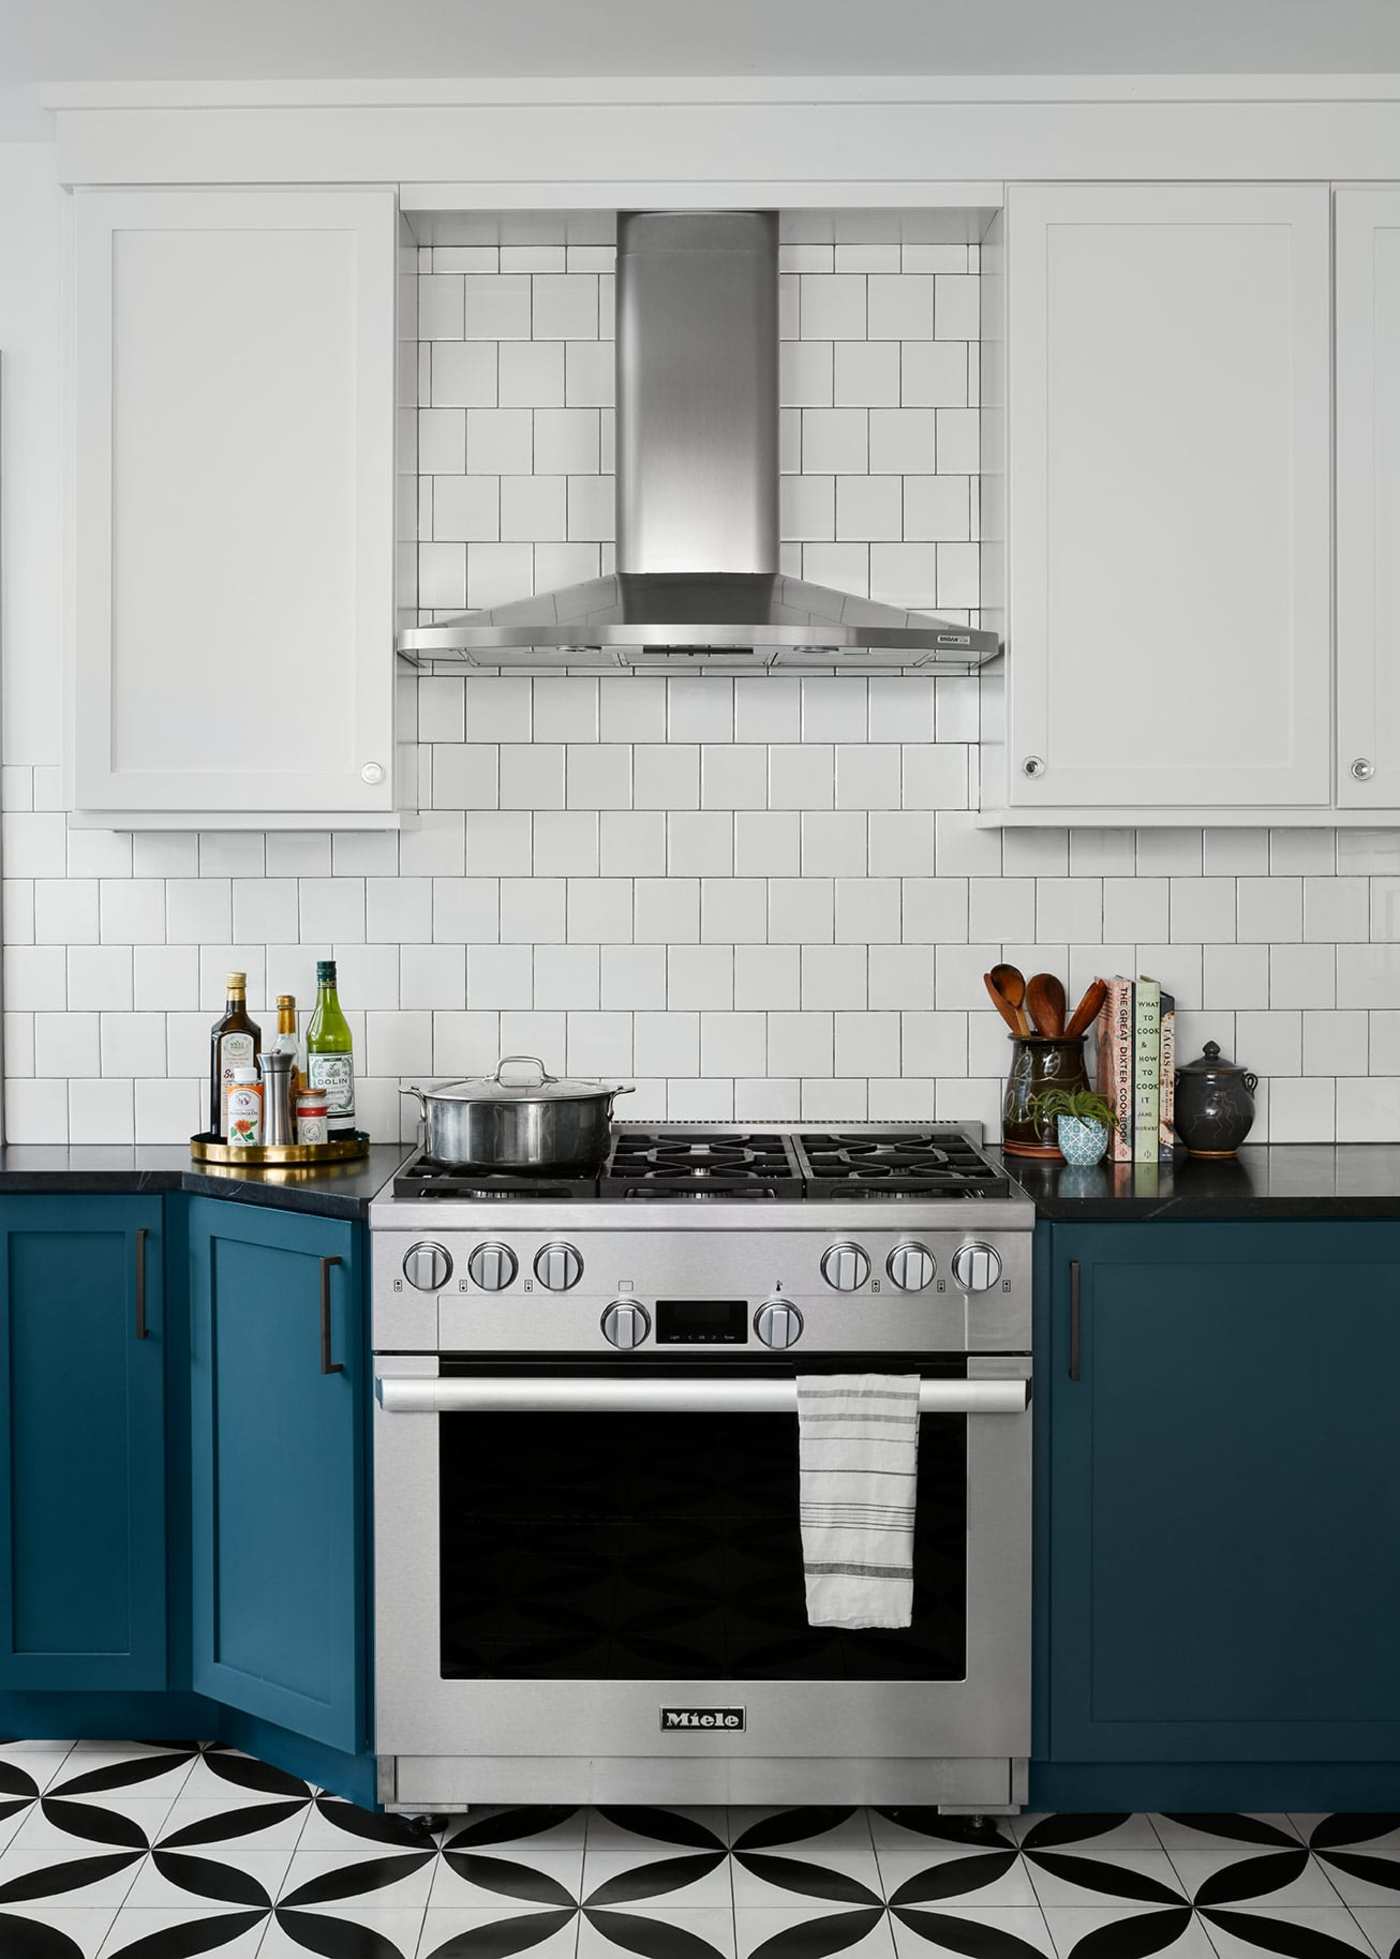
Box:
[494,1054,557,1087]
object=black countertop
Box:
[0,1145,412,1220]
[3,1140,1400,1225]
[1002,1144,1400,1221]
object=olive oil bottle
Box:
[209,972,261,1139]
[306,960,355,1137]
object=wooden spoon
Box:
[1064,977,1109,1042]
[987,963,1030,1036]
[983,971,1026,1034]
[1025,972,1067,1038]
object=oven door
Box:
[373,1357,1030,1806]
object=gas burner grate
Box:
[392,1153,601,1200]
[602,1129,805,1199]
[795,1130,1013,1199]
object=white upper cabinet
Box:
[69,188,399,825]
[1337,189,1400,811]
[996,183,1331,814]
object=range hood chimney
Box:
[398,211,999,672]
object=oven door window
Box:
[438,1362,968,1682]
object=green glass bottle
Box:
[306,959,356,1138]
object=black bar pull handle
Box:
[1069,1259,1082,1381]
[135,1227,149,1340]
[320,1256,344,1376]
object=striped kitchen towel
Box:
[796,1373,921,1629]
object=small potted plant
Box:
[1028,1086,1118,1167]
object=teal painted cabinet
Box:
[188,1199,367,1755]
[0,1196,167,1691]
[1039,1221,1400,1770]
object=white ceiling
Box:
[3,0,1399,138]
[6,0,1400,89]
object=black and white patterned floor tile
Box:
[0,1748,1398,1959]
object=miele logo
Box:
[660,1706,745,1732]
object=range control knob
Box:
[466,1241,518,1292]
[755,1298,804,1349]
[887,1242,936,1292]
[820,1241,871,1292]
[402,1241,452,1292]
[534,1242,583,1291]
[602,1300,651,1350]
[951,1241,1003,1293]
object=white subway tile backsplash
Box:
[533,811,601,876]
[667,812,734,876]
[10,233,1395,1144]
[868,409,935,474]
[833,342,901,406]
[68,946,133,1012]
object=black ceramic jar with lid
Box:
[1174,1040,1259,1158]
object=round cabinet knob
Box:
[467,1241,518,1292]
[1352,757,1376,782]
[887,1242,936,1292]
[1022,755,1046,779]
[360,761,386,785]
[951,1242,1003,1294]
[534,1242,583,1291]
[820,1241,871,1292]
[755,1298,804,1349]
[402,1241,452,1291]
[602,1300,651,1350]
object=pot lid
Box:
[1178,1040,1248,1077]
[419,1056,625,1103]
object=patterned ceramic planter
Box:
[1057,1114,1110,1166]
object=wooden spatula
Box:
[1064,977,1109,1041]
[1026,972,1067,1037]
[987,963,1030,1035]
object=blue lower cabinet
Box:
[1038,1221,1400,1774]
[0,1197,168,1691]
[188,1198,368,1755]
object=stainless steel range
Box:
[370,1122,1034,1813]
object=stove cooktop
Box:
[390,1124,1014,1202]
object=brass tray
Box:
[190,1131,371,1168]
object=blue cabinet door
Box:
[0,1196,167,1690]
[1041,1221,1400,1763]
[188,1198,367,1754]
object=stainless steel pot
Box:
[402,1055,633,1170]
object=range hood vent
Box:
[397,211,998,673]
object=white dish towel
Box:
[796,1372,921,1629]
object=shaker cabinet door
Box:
[1040,1222,1400,1763]
[1004,184,1331,809]
[0,1198,167,1691]
[1337,188,1400,808]
[187,1199,367,1753]
[69,187,399,821]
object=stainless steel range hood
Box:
[398,211,999,673]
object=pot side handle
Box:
[399,1084,429,1116]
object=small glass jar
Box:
[296,1087,330,1147]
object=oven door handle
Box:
[374,1376,1030,1415]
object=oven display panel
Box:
[655,1299,748,1344]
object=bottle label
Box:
[226,1084,263,1148]
[219,1031,255,1132]
[310,1052,355,1118]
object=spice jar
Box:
[225,1068,264,1148]
[296,1087,329,1147]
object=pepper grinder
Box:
[258,1049,298,1148]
